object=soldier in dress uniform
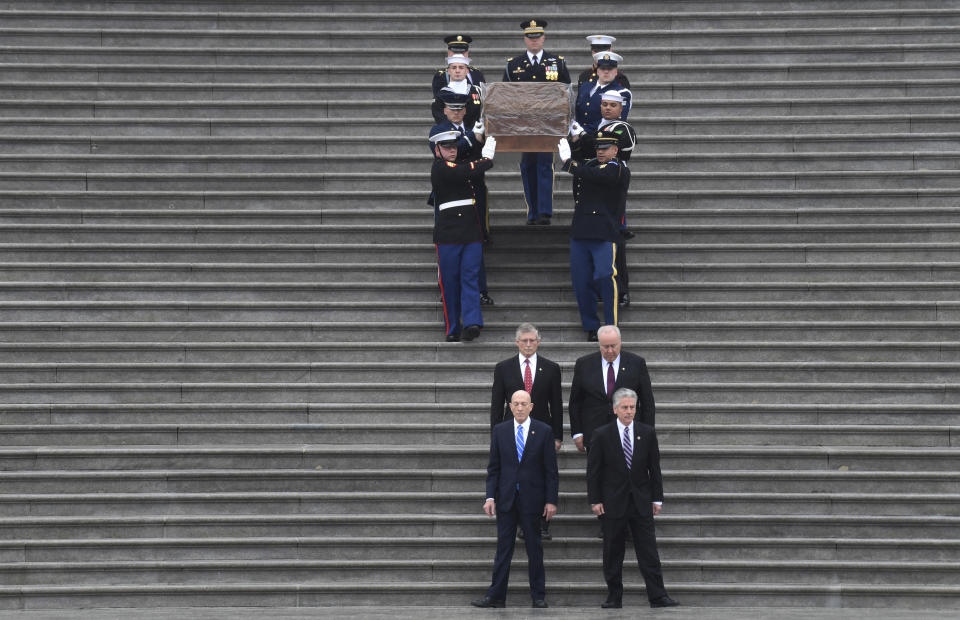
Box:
[570,91,638,308]
[430,90,494,306]
[557,131,629,341]
[431,54,484,125]
[577,35,631,89]
[502,19,571,226]
[433,34,486,99]
[576,51,631,132]
[430,130,497,342]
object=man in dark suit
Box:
[490,322,563,539]
[569,325,655,454]
[490,323,563,449]
[587,387,679,609]
[471,389,559,609]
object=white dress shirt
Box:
[519,352,538,384]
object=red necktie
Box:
[524,359,533,394]
[606,362,615,398]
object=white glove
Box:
[569,120,585,136]
[481,136,497,160]
[472,119,485,138]
[557,138,571,162]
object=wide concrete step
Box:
[5,320,960,345]
[0,442,955,470]
[5,241,960,265]
[0,489,954,519]
[13,168,960,191]
[2,8,960,30]
[5,151,960,175]
[0,339,955,364]
[1,401,956,426]
[10,43,960,67]
[0,512,955,541]
[2,360,960,384]
[1,467,956,497]
[5,533,959,563]
[0,556,957,588]
[0,580,954,610]
[0,420,951,447]
[3,115,957,137]
[1,467,955,495]
[5,261,960,285]
[4,132,960,156]
[13,80,960,105]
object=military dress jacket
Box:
[502,51,571,83]
[430,157,493,244]
[562,156,630,242]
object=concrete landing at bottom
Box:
[0,608,956,620]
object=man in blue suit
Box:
[471,389,559,609]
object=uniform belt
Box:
[438,198,474,211]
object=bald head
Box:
[509,389,533,423]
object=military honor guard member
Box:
[576,51,631,132]
[557,131,629,340]
[430,89,494,306]
[431,54,484,126]
[587,387,678,609]
[577,34,631,89]
[430,130,497,342]
[502,19,571,226]
[570,89,638,307]
[433,34,486,99]
[471,389,559,609]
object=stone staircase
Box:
[0,0,958,611]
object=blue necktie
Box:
[516,424,525,462]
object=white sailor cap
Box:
[429,130,462,146]
[600,90,625,104]
[593,51,623,67]
[446,54,470,66]
[586,34,616,48]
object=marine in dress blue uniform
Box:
[502,19,571,225]
[576,51,632,132]
[432,34,486,99]
[430,130,496,342]
[558,131,630,339]
[429,90,494,305]
[577,35,632,89]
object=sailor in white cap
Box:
[578,35,631,89]
[576,51,631,132]
[431,55,484,125]
[433,34,485,101]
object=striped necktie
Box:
[622,425,633,470]
[516,424,525,462]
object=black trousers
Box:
[600,501,666,602]
[487,497,546,601]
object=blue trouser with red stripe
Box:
[569,238,618,332]
[437,242,483,337]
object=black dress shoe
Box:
[462,324,481,341]
[587,330,598,342]
[532,599,548,608]
[621,229,635,240]
[618,293,630,307]
[479,292,495,305]
[471,596,505,608]
[535,216,551,225]
[601,598,622,609]
[526,219,537,225]
[445,334,460,342]
[649,595,680,608]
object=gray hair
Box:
[515,322,541,341]
[597,325,621,341]
[612,387,638,408]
